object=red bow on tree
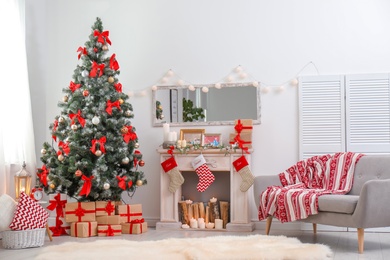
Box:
[52,119,58,141]
[122,125,137,143]
[93,30,111,45]
[58,141,70,155]
[114,83,122,93]
[77,46,87,60]
[90,136,107,154]
[69,81,81,93]
[69,110,86,127]
[79,175,94,197]
[116,176,127,190]
[89,61,105,77]
[109,54,120,71]
[37,165,48,187]
[106,100,121,115]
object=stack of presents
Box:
[47,193,147,238]
[229,119,253,150]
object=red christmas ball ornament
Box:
[75,170,83,177]
[83,90,89,97]
[139,160,145,167]
[94,47,98,52]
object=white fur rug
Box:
[35,234,333,260]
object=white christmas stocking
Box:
[161,157,185,193]
[233,156,254,192]
[192,154,215,192]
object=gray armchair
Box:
[253,155,390,253]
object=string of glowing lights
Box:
[127,61,320,97]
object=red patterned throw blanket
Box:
[258,152,364,223]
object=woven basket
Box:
[2,228,46,249]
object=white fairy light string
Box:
[127,61,320,97]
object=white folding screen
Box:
[346,73,390,153]
[299,73,390,159]
[298,75,345,159]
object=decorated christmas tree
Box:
[37,17,146,202]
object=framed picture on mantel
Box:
[203,133,222,147]
[180,129,205,145]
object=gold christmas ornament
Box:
[102,45,108,51]
[49,183,55,189]
[136,180,143,186]
[103,183,110,190]
[139,160,145,167]
[121,157,129,164]
[119,98,124,104]
[75,170,83,177]
[95,150,102,157]
[71,124,78,131]
[41,148,46,154]
[63,95,68,102]
[134,143,140,148]
[58,154,64,161]
[58,116,65,123]
[121,126,128,134]
[108,76,114,83]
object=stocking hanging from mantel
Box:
[192,154,215,192]
[161,156,185,193]
[233,155,254,192]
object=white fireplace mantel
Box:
[156,149,255,232]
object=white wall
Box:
[26,0,390,222]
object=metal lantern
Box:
[14,161,31,200]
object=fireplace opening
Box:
[179,171,230,229]
[181,171,230,202]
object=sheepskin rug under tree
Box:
[35,234,333,260]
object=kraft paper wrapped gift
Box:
[121,220,148,234]
[97,224,122,237]
[70,221,97,238]
[229,132,252,149]
[95,201,121,216]
[96,215,121,225]
[234,119,253,133]
[65,202,96,223]
[117,204,143,223]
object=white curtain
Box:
[0,0,36,196]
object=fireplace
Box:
[156,149,254,231]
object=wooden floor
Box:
[1,228,390,259]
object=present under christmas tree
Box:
[36,17,147,202]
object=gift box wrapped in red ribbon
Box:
[65,202,96,223]
[70,221,97,238]
[121,219,148,234]
[97,224,122,237]
[95,200,121,216]
[117,204,143,223]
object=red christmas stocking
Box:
[233,155,254,192]
[192,154,215,192]
[161,157,185,193]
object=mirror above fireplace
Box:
[152,82,261,127]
